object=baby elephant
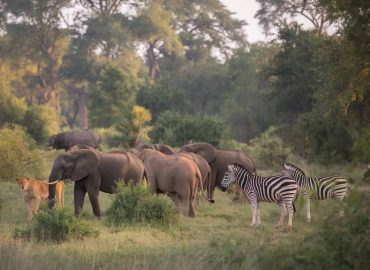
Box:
[16,177,65,220]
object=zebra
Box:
[220,163,299,227]
[282,163,349,222]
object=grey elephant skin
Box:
[48,149,144,218]
[134,143,176,155]
[48,130,99,151]
[179,142,256,200]
[173,152,213,200]
[140,149,202,217]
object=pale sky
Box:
[220,0,268,43]
[221,0,326,43]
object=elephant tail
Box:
[196,166,215,204]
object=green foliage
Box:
[248,126,294,169]
[296,110,353,163]
[223,45,278,141]
[0,86,27,125]
[88,64,136,128]
[352,125,370,163]
[257,190,370,270]
[32,208,98,243]
[106,183,178,227]
[0,124,56,181]
[23,105,60,144]
[265,23,330,123]
[150,111,229,147]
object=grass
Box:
[0,165,367,270]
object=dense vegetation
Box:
[0,1,369,269]
[0,0,368,163]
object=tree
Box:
[255,0,332,34]
[150,111,229,147]
[0,0,71,115]
[88,64,136,128]
[264,23,332,123]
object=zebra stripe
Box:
[221,163,298,227]
[282,163,349,222]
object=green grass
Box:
[0,165,367,270]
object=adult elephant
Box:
[48,149,144,218]
[48,130,99,151]
[140,149,213,217]
[179,142,256,200]
[134,143,176,155]
[174,152,213,200]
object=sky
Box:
[220,0,268,43]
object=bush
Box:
[31,208,98,243]
[106,183,178,227]
[23,105,59,144]
[0,124,56,181]
[150,111,229,147]
[256,190,370,270]
[248,126,294,170]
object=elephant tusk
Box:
[44,180,60,185]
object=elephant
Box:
[140,149,213,217]
[48,148,145,218]
[134,143,176,155]
[179,142,256,200]
[48,130,99,151]
[173,152,213,201]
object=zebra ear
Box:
[227,165,233,171]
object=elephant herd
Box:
[47,132,256,219]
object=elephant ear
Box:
[71,150,100,181]
[183,143,216,163]
[154,144,175,155]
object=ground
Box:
[0,174,350,270]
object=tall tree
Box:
[0,0,71,115]
[255,0,332,34]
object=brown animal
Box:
[16,177,65,220]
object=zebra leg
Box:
[286,200,294,227]
[250,200,258,226]
[256,203,261,226]
[303,192,311,222]
[276,201,286,227]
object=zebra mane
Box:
[283,163,306,176]
[232,163,251,174]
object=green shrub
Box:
[150,111,229,147]
[23,105,59,144]
[0,124,57,181]
[106,183,178,227]
[248,126,294,170]
[31,208,98,243]
[256,190,370,270]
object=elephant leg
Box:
[167,192,180,212]
[86,184,101,219]
[209,167,217,200]
[74,182,87,217]
[87,191,101,219]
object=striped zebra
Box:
[221,163,298,227]
[282,163,349,222]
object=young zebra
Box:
[221,163,298,227]
[282,163,349,222]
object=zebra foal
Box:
[221,163,298,227]
[282,163,349,222]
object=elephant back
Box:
[179,142,216,163]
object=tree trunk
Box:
[77,88,89,129]
[147,43,160,80]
